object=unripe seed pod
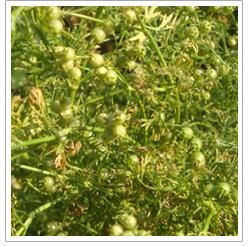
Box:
[52,100,62,113]
[46,221,61,236]
[57,128,70,138]
[232,189,238,202]
[122,231,135,236]
[60,108,73,120]
[227,36,237,47]
[68,67,82,81]
[186,26,199,39]
[62,60,74,72]
[207,68,218,80]
[117,214,137,230]
[43,176,55,192]
[204,183,216,195]
[90,53,104,68]
[192,151,206,169]
[129,154,139,164]
[109,224,124,236]
[182,127,194,140]
[218,182,231,196]
[103,19,115,33]
[219,64,230,76]
[92,27,106,43]
[63,47,76,61]
[112,124,127,138]
[29,56,37,64]
[210,56,222,66]
[125,9,137,22]
[54,46,64,58]
[105,69,118,84]
[49,19,63,34]
[191,137,203,150]
[11,176,22,190]
[126,60,137,72]
[48,6,61,19]
[194,68,204,78]
[96,66,108,78]
[96,112,108,124]
[199,20,212,34]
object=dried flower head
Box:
[29,87,46,110]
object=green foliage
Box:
[11,6,238,236]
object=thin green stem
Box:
[11,152,27,161]
[137,15,167,69]
[13,164,65,178]
[11,7,26,32]
[82,89,124,106]
[137,176,173,192]
[12,135,56,151]
[11,126,104,151]
[61,30,77,41]
[61,11,104,24]
[85,126,104,133]
[15,191,78,236]
[175,88,181,124]
[222,35,228,55]
[201,211,216,234]
[67,163,84,171]
[27,181,42,193]
[70,89,77,106]
[188,122,217,134]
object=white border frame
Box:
[4,0,243,244]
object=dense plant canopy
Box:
[11,6,238,236]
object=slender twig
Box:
[12,135,56,151]
[175,88,181,124]
[201,211,216,235]
[11,126,105,151]
[11,7,26,32]
[82,89,124,106]
[61,11,104,24]
[137,176,173,192]
[61,30,77,41]
[137,14,167,69]
[188,122,217,134]
[13,164,65,178]
[15,191,78,236]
